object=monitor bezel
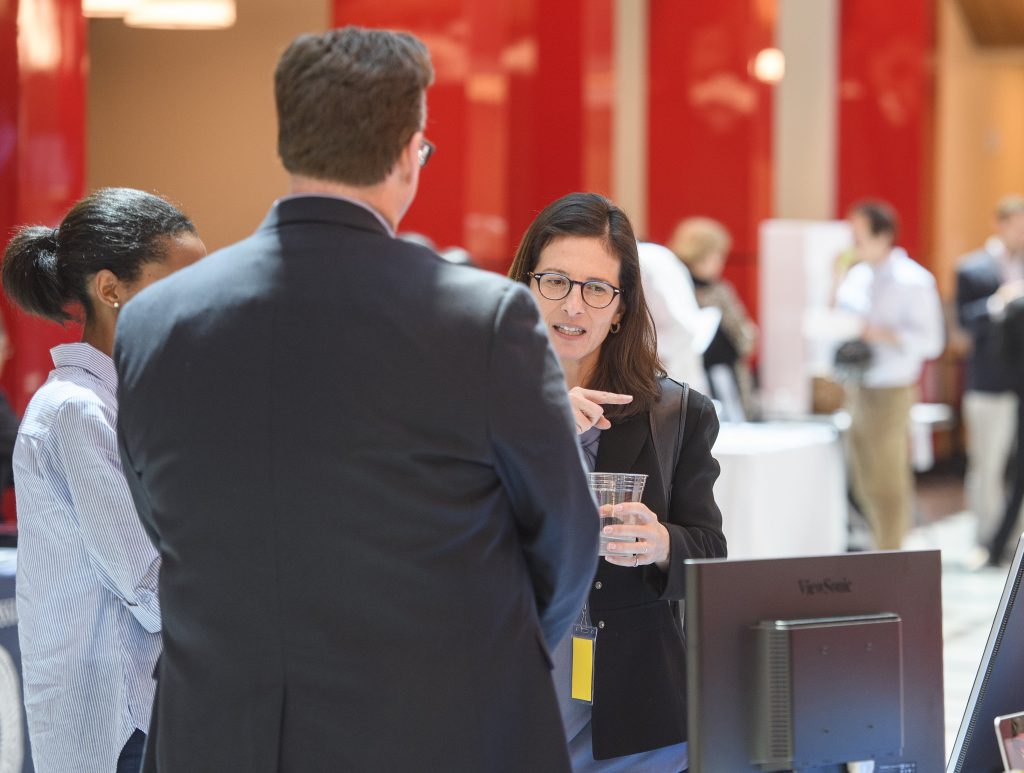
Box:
[947,534,1024,772]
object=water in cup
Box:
[585,472,648,557]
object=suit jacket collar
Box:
[259,195,391,239]
[595,411,648,474]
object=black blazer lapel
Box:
[595,413,648,475]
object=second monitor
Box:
[685,550,944,773]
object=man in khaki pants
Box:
[836,201,945,549]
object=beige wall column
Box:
[773,0,839,220]
[612,0,648,237]
[934,0,1024,297]
[87,0,328,251]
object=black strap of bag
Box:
[649,378,689,626]
[648,378,689,502]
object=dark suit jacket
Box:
[589,382,726,760]
[957,249,1015,392]
[0,392,18,494]
[1004,297,1024,391]
[114,196,599,772]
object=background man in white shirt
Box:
[835,200,945,549]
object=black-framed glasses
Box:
[418,138,436,168]
[527,271,622,309]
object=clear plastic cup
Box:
[586,472,648,557]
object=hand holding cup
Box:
[601,502,671,570]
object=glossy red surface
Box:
[0,0,86,459]
[1,6,17,238]
[837,0,935,265]
[1,0,85,425]
[332,0,612,272]
[647,0,775,323]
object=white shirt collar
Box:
[50,343,116,387]
[868,246,907,276]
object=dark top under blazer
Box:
[589,381,726,760]
[957,249,1015,393]
[114,196,599,773]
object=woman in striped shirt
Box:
[2,188,205,773]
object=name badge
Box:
[570,607,598,704]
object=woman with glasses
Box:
[2,188,205,773]
[509,192,726,771]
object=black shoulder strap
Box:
[649,378,689,503]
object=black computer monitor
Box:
[685,550,945,772]
[947,534,1024,772]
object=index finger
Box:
[577,388,633,405]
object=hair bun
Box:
[2,224,71,323]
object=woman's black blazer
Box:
[587,379,727,760]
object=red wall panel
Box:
[1,6,16,234]
[0,0,86,523]
[837,0,935,266]
[1,0,86,417]
[647,0,775,323]
[332,0,612,272]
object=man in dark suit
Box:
[114,27,598,772]
[956,194,1024,561]
[990,295,1024,565]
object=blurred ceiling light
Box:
[124,0,236,29]
[752,47,785,85]
[83,0,140,18]
[17,0,60,71]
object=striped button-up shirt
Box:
[14,343,161,773]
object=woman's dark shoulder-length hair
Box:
[508,192,664,420]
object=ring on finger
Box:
[632,556,638,567]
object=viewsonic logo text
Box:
[797,578,853,595]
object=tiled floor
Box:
[903,510,1013,762]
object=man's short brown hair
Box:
[996,194,1024,221]
[848,199,899,242]
[275,27,434,187]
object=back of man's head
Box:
[275,27,434,188]
[996,194,1024,222]
[848,199,898,244]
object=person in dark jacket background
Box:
[987,290,1024,566]
[956,194,1024,561]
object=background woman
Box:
[2,188,205,773]
[509,192,727,770]
[669,216,758,420]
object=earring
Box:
[610,322,621,334]
[113,302,120,310]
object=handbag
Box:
[833,338,873,383]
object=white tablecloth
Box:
[712,421,847,559]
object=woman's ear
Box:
[92,269,124,310]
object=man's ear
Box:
[398,130,423,183]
